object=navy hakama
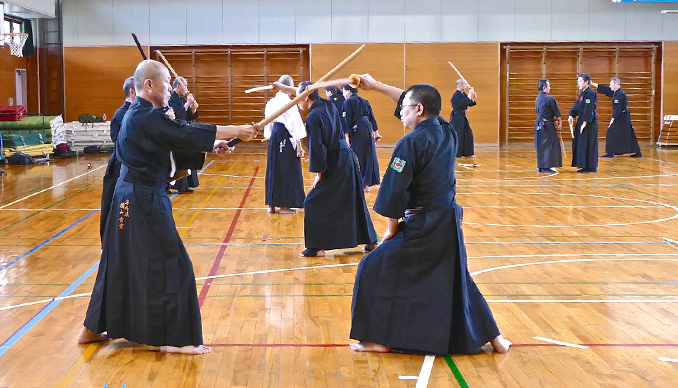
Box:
[570,87,599,171]
[343,94,380,187]
[84,96,216,347]
[351,204,500,355]
[351,105,500,355]
[303,99,377,251]
[265,122,305,209]
[88,177,203,346]
[596,85,641,156]
[534,120,563,169]
[450,90,476,157]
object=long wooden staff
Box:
[558,124,567,159]
[255,45,366,130]
[156,50,188,91]
[131,33,147,60]
[448,62,471,89]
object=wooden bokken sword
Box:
[255,45,366,130]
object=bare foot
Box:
[161,345,212,354]
[490,335,511,354]
[349,341,391,353]
[77,326,110,344]
[267,207,276,214]
[278,208,297,214]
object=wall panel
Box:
[259,0,296,44]
[112,0,150,46]
[441,0,479,42]
[331,0,369,43]
[149,0,186,45]
[406,43,500,144]
[664,41,678,118]
[77,0,114,46]
[63,46,142,122]
[186,0,223,45]
[62,0,678,46]
[368,0,405,43]
[404,0,441,42]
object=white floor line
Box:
[533,337,589,349]
[0,164,106,210]
[0,292,91,312]
[461,193,678,228]
[659,357,678,363]
[457,172,678,183]
[415,355,435,388]
[470,257,678,276]
[4,255,678,312]
[664,237,678,248]
[194,262,358,281]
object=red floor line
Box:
[515,343,678,347]
[198,167,259,306]
[206,343,678,348]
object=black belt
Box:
[407,191,456,213]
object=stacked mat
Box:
[1,115,57,158]
[63,121,113,152]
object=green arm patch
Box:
[391,157,406,173]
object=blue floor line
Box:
[0,262,99,357]
[0,210,99,273]
[0,159,218,359]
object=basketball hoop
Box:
[2,33,29,57]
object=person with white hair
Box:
[263,75,306,214]
[450,79,477,158]
[591,77,642,158]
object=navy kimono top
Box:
[110,100,131,142]
[169,90,198,121]
[343,94,378,133]
[116,97,216,185]
[535,92,561,122]
[306,98,344,174]
[451,90,476,112]
[596,85,627,119]
[375,92,457,219]
[569,86,597,122]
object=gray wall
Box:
[62,0,678,47]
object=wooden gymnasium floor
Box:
[1,142,678,388]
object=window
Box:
[4,16,23,45]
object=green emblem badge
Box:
[391,157,406,173]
